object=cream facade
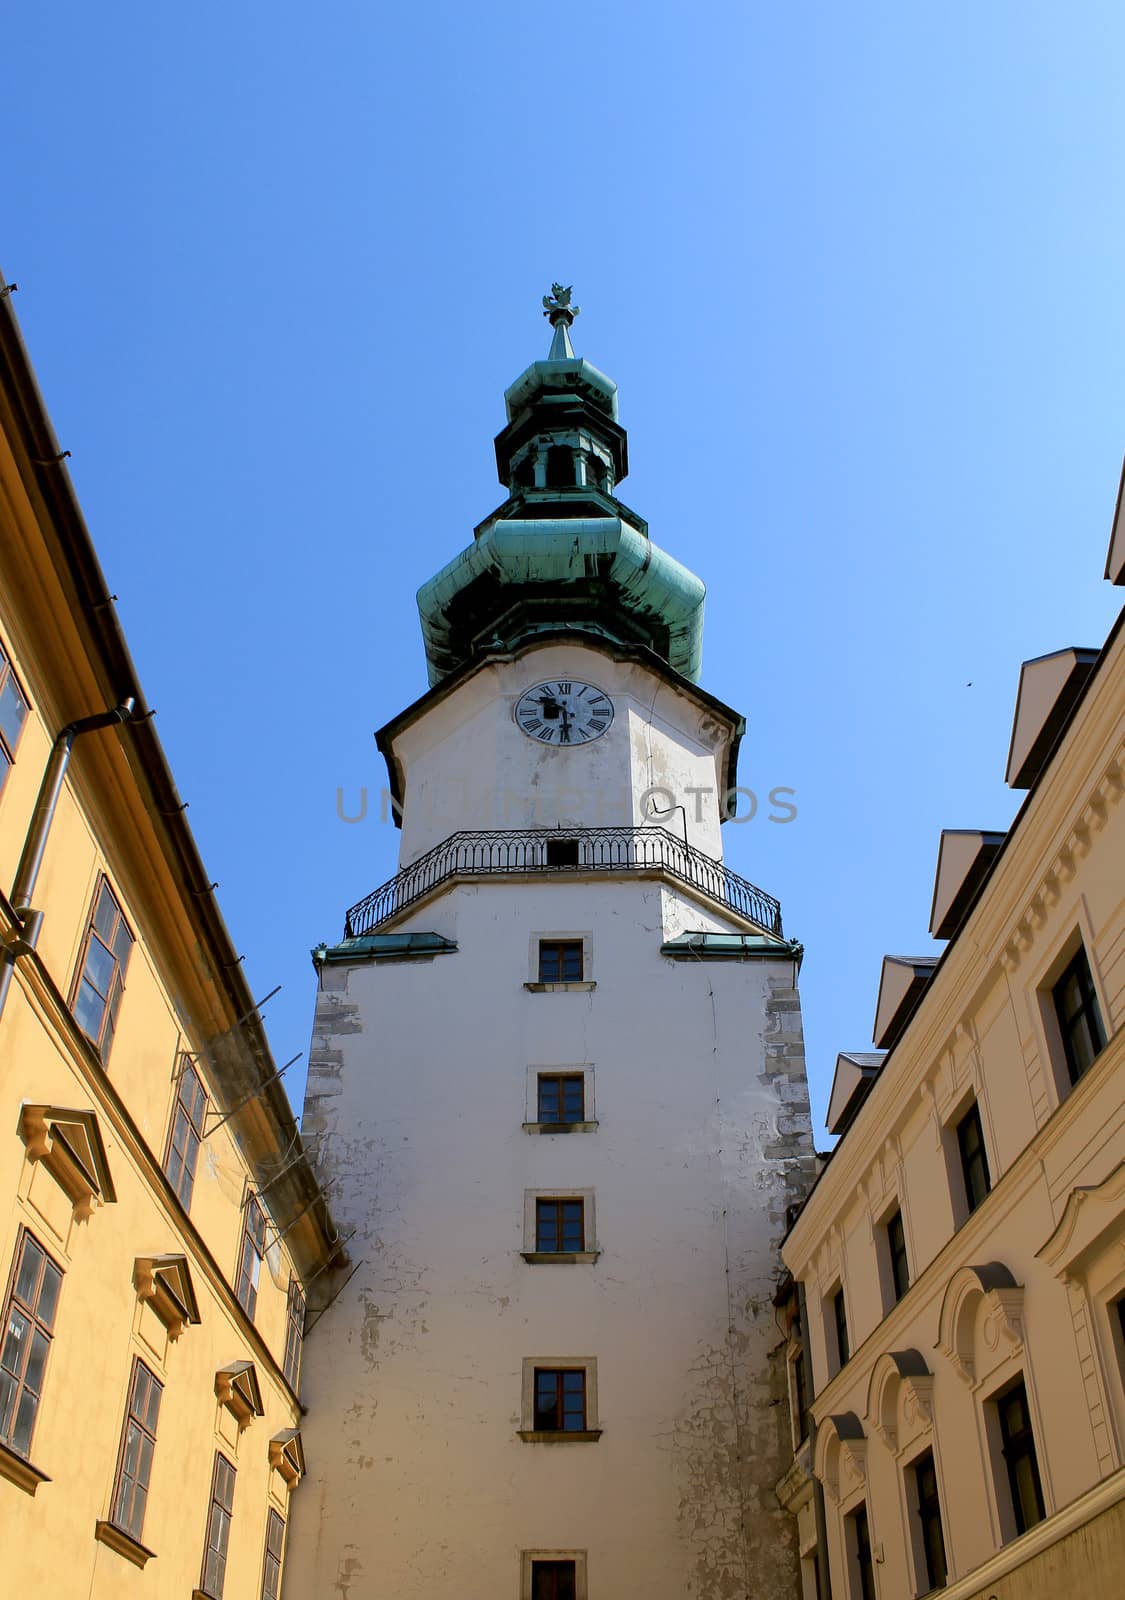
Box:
[778,512,1125,1596]
[0,276,341,1594]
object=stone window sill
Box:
[94,1519,156,1568]
[518,1429,603,1443]
[523,981,597,993]
[0,1438,50,1496]
[522,1121,599,1136]
[520,1251,600,1265]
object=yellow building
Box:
[0,275,343,1595]
[776,492,1125,1596]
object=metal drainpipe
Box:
[798,1278,833,1599]
[0,698,135,1020]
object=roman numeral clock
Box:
[514,679,614,744]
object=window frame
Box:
[829,1283,850,1372]
[1052,946,1107,1087]
[885,1207,910,1306]
[908,1447,948,1593]
[522,1189,597,1263]
[956,1100,991,1217]
[845,1501,876,1600]
[283,1278,306,1394]
[260,1507,286,1600]
[536,1197,585,1254]
[520,1357,600,1441]
[533,1367,588,1433]
[235,1195,268,1321]
[537,1072,586,1125]
[109,1356,163,1545]
[0,636,30,791]
[538,939,584,983]
[994,1377,1045,1538]
[0,1228,63,1462]
[200,1450,237,1598]
[520,1551,588,1600]
[164,1055,208,1211]
[69,876,135,1060]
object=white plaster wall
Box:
[391,641,736,864]
[289,877,814,1599]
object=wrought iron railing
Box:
[344,826,783,939]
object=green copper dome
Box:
[416,288,706,687]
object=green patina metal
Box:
[414,287,707,687]
[311,932,458,967]
[661,932,805,964]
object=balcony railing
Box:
[343,826,783,940]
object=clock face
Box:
[514,680,614,746]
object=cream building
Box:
[777,489,1125,1596]
[0,274,342,1594]
[286,293,818,1598]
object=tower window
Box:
[513,455,536,490]
[545,839,579,868]
[536,1198,585,1253]
[1053,947,1106,1085]
[534,1368,587,1432]
[539,940,583,982]
[545,445,574,488]
[585,454,606,491]
[538,1073,585,1124]
[532,1561,577,1600]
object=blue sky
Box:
[3,2,1122,1134]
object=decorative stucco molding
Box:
[269,1428,305,1487]
[1036,1161,1125,1282]
[936,1262,1023,1386]
[866,1349,934,1450]
[18,1103,116,1222]
[133,1254,201,1341]
[812,1412,867,1504]
[215,1360,264,1430]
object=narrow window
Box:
[956,1101,991,1215]
[0,638,29,790]
[537,1073,585,1125]
[791,1317,811,1444]
[164,1056,207,1210]
[110,1358,163,1543]
[534,1368,587,1432]
[847,1503,876,1600]
[538,940,583,983]
[536,1198,585,1254]
[545,838,580,867]
[886,1208,910,1304]
[532,1559,577,1600]
[911,1449,947,1591]
[832,1285,850,1369]
[260,1507,286,1600]
[235,1196,267,1320]
[71,877,134,1058]
[0,1230,62,1458]
[996,1379,1045,1535]
[1053,948,1106,1085]
[200,1452,237,1597]
[545,444,574,488]
[283,1279,306,1393]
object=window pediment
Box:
[215,1360,264,1430]
[936,1262,1024,1386]
[813,1412,867,1504]
[1036,1161,1125,1281]
[866,1349,934,1450]
[269,1428,305,1487]
[133,1254,201,1341]
[19,1104,116,1222]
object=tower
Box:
[287,291,817,1599]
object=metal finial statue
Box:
[542,283,580,326]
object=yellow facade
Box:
[0,280,341,1594]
